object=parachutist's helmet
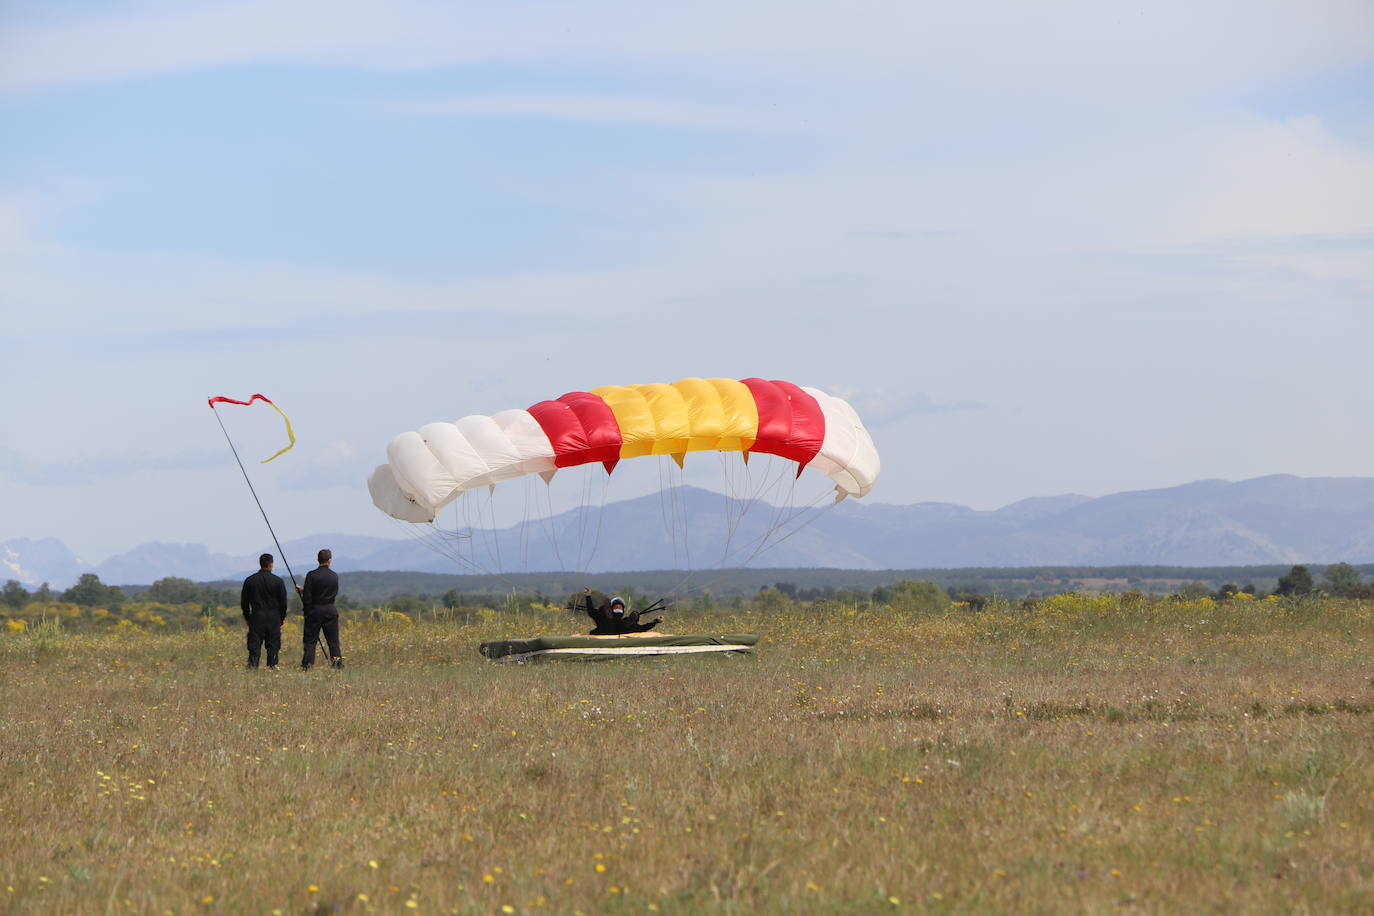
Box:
[610,596,626,617]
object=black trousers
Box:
[246,617,282,668]
[301,611,342,668]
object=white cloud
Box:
[0,446,223,485]
[0,197,38,253]
[278,439,371,490]
[1254,242,1374,292]
[389,94,777,131]
[1184,116,1374,241]
[830,391,988,427]
[4,0,1372,106]
[0,2,377,92]
[0,214,671,338]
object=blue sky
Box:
[2,1,1372,561]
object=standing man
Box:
[241,552,287,669]
[297,548,343,669]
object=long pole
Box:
[212,408,297,587]
[212,407,327,660]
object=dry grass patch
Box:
[2,599,1373,913]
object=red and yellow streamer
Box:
[207,394,296,463]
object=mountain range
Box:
[5,475,1372,588]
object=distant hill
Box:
[5,474,1373,588]
[821,475,1374,568]
[2,538,88,589]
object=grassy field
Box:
[2,594,1373,914]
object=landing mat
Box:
[479,633,758,662]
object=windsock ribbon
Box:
[207,394,296,463]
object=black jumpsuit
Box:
[240,569,287,668]
[583,596,661,635]
[300,566,343,668]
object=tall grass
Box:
[1,595,1372,913]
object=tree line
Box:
[1,575,237,610]
[3,563,1369,616]
[1272,562,1372,598]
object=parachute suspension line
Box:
[578,465,602,571]
[662,452,813,603]
[518,475,539,571]
[699,453,830,575]
[656,458,673,565]
[442,500,464,569]
[645,447,840,604]
[733,470,835,570]
[394,491,512,584]
[689,476,834,599]
[720,449,764,565]
[210,406,298,590]
[740,489,835,566]
[660,459,718,600]
[467,487,499,574]
[676,459,693,572]
[678,460,688,569]
[579,469,610,573]
[523,476,537,568]
[713,452,777,574]
[684,488,836,601]
[518,476,534,569]
[383,494,532,594]
[656,458,678,574]
[434,501,482,574]
[722,449,764,564]
[651,454,711,602]
[482,485,503,573]
[659,458,681,574]
[670,462,684,571]
[386,517,478,577]
[566,469,582,570]
[567,469,581,569]
[725,450,747,538]
[564,466,583,570]
[656,461,673,568]
[570,466,588,570]
[715,452,741,569]
[765,466,799,544]
[741,462,802,567]
[539,471,568,574]
[653,452,768,602]
[738,450,783,521]
[711,450,770,570]
[459,490,483,570]
[456,493,480,570]
[665,461,743,602]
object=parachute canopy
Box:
[369,377,880,523]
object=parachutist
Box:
[580,589,663,635]
[241,552,287,668]
[299,549,344,669]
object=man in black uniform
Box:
[297,548,343,669]
[240,552,288,669]
[580,589,663,635]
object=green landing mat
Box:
[479,633,758,662]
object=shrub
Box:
[889,580,949,614]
